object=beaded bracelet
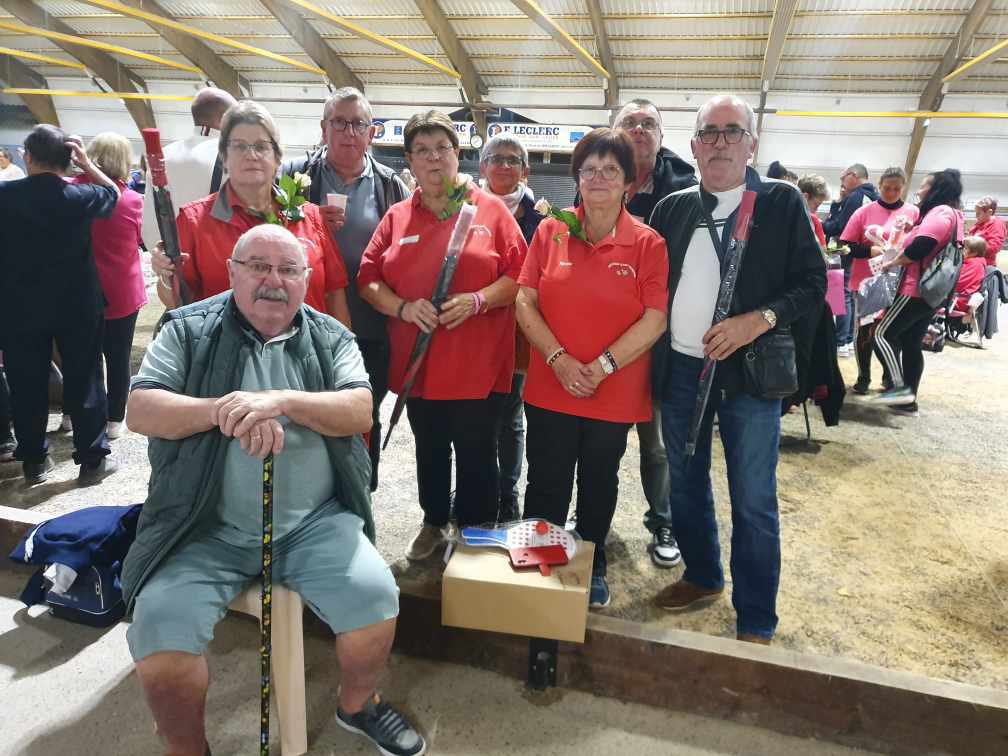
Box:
[546,347,566,366]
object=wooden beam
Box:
[904,0,994,189]
[0,53,59,123]
[258,0,363,90]
[509,0,610,81]
[413,0,487,136]
[0,0,156,132]
[753,0,800,164]
[82,0,249,98]
[585,0,617,109]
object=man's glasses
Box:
[231,258,309,280]
[227,140,275,158]
[327,117,372,136]
[618,117,660,132]
[578,165,622,182]
[486,154,524,168]
[694,126,750,145]
[410,145,455,161]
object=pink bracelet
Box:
[471,291,486,314]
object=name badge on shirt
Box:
[399,234,420,246]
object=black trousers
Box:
[522,403,632,575]
[406,393,506,528]
[103,311,139,423]
[874,294,934,394]
[358,338,390,492]
[4,316,110,466]
[0,364,12,442]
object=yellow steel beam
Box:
[280,0,460,79]
[510,0,610,80]
[0,45,87,69]
[2,87,193,101]
[775,110,1008,119]
[943,37,1008,82]
[75,0,324,76]
[0,18,199,73]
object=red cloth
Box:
[899,206,964,298]
[518,207,669,424]
[953,256,987,312]
[969,217,1006,267]
[810,213,826,250]
[840,201,919,292]
[73,177,148,319]
[357,185,527,400]
[176,185,348,312]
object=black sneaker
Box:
[336,694,425,756]
[889,402,919,417]
[78,457,118,487]
[0,437,15,462]
[851,378,870,395]
[23,455,55,485]
[650,526,682,568]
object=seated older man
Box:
[122,224,424,756]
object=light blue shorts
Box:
[127,508,399,662]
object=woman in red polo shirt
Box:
[358,111,527,560]
[150,100,350,325]
[516,128,669,608]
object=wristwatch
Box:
[760,308,778,329]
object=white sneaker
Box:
[836,344,852,358]
[106,421,126,440]
[59,414,72,432]
[650,527,682,568]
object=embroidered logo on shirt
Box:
[608,262,636,278]
[399,234,420,246]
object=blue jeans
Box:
[659,350,781,639]
[497,372,526,519]
[834,265,855,346]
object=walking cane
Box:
[260,453,274,755]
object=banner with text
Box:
[372,120,595,152]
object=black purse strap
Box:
[696,191,746,325]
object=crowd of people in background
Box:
[0,86,1004,756]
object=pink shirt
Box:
[899,205,965,298]
[74,178,148,319]
[840,201,919,292]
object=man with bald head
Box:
[649,94,825,644]
[122,225,424,756]
[141,87,238,248]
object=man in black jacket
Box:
[611,98,698,569]
[649,95,825,644]
[282,87,408,491]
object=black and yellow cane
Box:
[260,454,274,755]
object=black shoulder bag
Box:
[697,193,797,400]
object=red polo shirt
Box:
[176,183,348,311]
[518,207,669,424]
[357,185,527,400]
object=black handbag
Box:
[742,328,798,400]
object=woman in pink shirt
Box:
[873,169,964,414]
[969,196,1005,267]
[77,133,147,438]
[839,166,919,394]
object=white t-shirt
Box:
[141,132,219,248]
[0,163,26,181]
[669,184,745,358]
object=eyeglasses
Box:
[486,154,524,168]
[410,145,456,161]
[230,258,309,280]
[694,126,751,145]
[578,165,623,182]
[618,117,660,132]
[227,140,275,158]
[326,117,372,136]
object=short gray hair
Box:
[847,163,869,180]
[695,93,757,135]
[232,224,307,265]
[480,133,529,167]
[797,174,830,203]
[323,87,373,122]
[612,98,663,127]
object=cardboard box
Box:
[441,541,594,643]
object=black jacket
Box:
[822,182,878,241]
[648,168,827,397]
[281,149,408,218]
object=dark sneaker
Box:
[738,633,772,645]
[589,573,610,608]
[23,455,55,485]
[78,458,118,487]
[851,378,870,395]
[336,694,425,756]
[405,524,447,561]
[889,402,919,417]
[650,526,682,568]
[871,386,916,406]
[0,437,15,462]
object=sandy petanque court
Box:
[1,297,1006,694]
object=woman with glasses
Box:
[150,100,350,325]
[478,134,545,521]
[358,110,527,561]
[516,128,669,608]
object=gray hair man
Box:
[123,224,424,756]
[610,98,698,569]
[648,94,825,644]
[283,87,409,492]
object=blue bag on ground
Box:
[9,504,142,628]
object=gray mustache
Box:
[255,286,289,303]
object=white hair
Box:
[695,94,757,135]
[232,224,307,264]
